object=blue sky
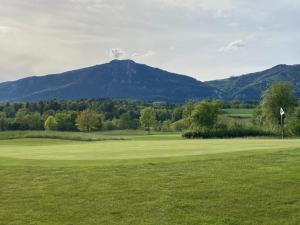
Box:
[1,0,300,82]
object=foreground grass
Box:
[0,137,299,225]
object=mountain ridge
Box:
[205,64,300,100]
[0,60,299,102]
[0,60,223,103]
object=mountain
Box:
[206,64,300,100]
[0,60,223,103]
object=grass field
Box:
[222,108,255,118]
[0,133,299,225]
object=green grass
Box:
[0,130,180,142]
[222,108,255,118]
[0,130,156,141]
[0,135,299,225]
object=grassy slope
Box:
[0,136,299,225]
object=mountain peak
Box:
[109,59,136,64]
[271,64,288,70]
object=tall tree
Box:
[140,107,157,133]
[182,100,194,128]
[76,109,102,132]
[261,82,297,128]
[0,112,7,131]
[191,101,221,130]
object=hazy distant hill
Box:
[0,60,223,102]
[206,64,300,100]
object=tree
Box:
[76,109,102,132]
[44,116,58,131]
[295,106,300,119]
[27,112,43,130]
[182,100,194,128]
[55,112,78,131]
[172,107,183,122]
[191,101,221,130]
[14,109,30,130]
[0,112,7,131]
[118,112,139,130]
[261,82,297,128]
[140,107,157,133]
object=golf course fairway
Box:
[0,136,299,225]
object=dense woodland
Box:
[0,99,257,132]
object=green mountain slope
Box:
[206,64,300,100]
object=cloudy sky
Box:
[1,0,300,82]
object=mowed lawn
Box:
[0,135,300,225]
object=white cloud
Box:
[109,48,125,59]
[131,50,155,59]
[219,40,246,52]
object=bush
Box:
[44,116,58,131]
[102,120,119,131]
[183,128,274,139]
[160,120,172,132]
[170,119,189,131]
[289,119,300,136]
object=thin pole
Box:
[281,115,284,140]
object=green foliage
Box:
[139,107,157,133]
[170,119,189,131]
[0,112,7,131]
[44,116,58,131]
[261,82,297,128]
[102,120,119,131]
[0,99,260,133]
[171,107,183,122]
[76,109,103,132]
[117,113,139,130]
[295,106,300,119]
[182,100,194,127]
[160,120,172,132]
[55,112,78,131]
[13,109,43,130]
[183,128,274,139]
[191,101,221,130]
[289,119,300,136]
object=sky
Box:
[1,0,300,82]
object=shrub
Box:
[171,119,189,131]
[289,119,300,136]
[44,116,58,131]
[183,128,274,139]
[102,120,119,131]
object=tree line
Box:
[0,83,299,136]
[0,98,247,132]
[0,99,193,132]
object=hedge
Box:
[183,128,274,139]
